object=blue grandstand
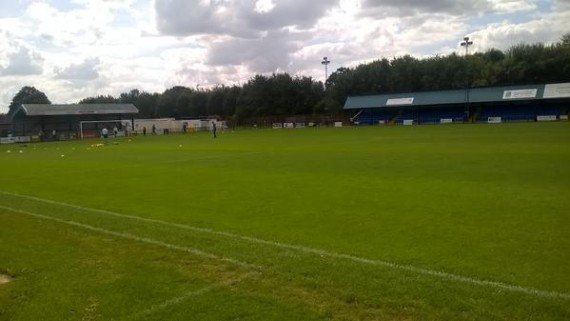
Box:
[345,82,570,125]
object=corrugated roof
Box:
[344,83,570,110]
[345,90,465,109]
[469,85,543,103]
[19,104,139,116]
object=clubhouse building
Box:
[7,104,138,141]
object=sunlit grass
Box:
[1,123,569,320]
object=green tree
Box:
[119,89,141,103]
[325,67,354,108]
[134,92,160,118]
[156,86,192,118]
[189,91,208,117]
[78,95,119,104]
[118,89,161,119]
[65,34,570,121]
[206,86,226,117]
[236,75,270,120]
[292,76,324,115]
[222,86,240,120]
[8,86,51,115]
[560,33,570,47]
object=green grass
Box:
[1,122,569,320]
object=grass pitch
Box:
[0,123,569,320]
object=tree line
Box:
[77,73,324,123]
[7,34,570,123]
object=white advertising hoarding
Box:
[536,115,557,122]
[0,137,15,144]
[543,83,570,99]
[0,136,31,144]
[386,97,414,106]
[502,89,537,100]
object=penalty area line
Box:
[125,272,257,321]
[1,191,569,301]
[0,205,260,271]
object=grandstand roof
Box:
[344,82,570,109]
[15,104,139,116]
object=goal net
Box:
[79,120,131,139]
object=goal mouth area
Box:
[79,120,130,139]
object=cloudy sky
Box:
[0,0,568,113]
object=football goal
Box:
[79,120,131,139]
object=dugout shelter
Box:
[9,104,139,140]
[345,82,570,125]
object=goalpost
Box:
[79,120,131,140]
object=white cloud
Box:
[361,0,538,16]
[488,0,537,13]
[207,30,301,72]
[255,0,276,13]
[56,57,100,80]
[0,46,44,76]
[360,0,491,16]
[469,9,570,52]
[0,2,26,18]
[25,2,112,49]
[154,0,338,37]
[0,0,568,114]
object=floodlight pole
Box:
[460,36,474,122]
[460,36,473,56]
[321,57,330,90]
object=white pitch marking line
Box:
[0,205,259,271]
[1,191,569,301]
[126,272,256,321]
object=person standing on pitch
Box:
[101,127,109,139]
[212,121,217,138]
